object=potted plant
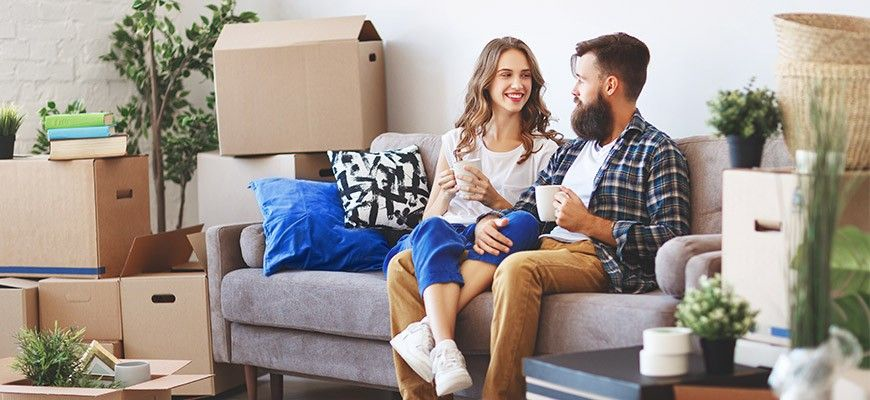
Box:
[675,274,758,374]
[0,103,24,160]
[707,78,782,168]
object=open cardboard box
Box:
[0,357,210,400]
[119,225,242,396]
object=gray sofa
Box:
[206,132,791,399]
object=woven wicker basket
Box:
[776,61,870,170]
[773,13,870,64]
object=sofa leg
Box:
[244,365,258,400]
[270,373,283,400]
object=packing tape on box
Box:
[642,327,692,355]
[639,349,689,377]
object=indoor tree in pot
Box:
[0,103,24,160]
[707,78,782,168]
[675,274,758,374]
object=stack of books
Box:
[44,112,127,160]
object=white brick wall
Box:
[1,0,207,231]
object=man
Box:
[472,32,691,399]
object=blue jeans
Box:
[383,211,540,296]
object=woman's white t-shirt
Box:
[439,128,559,225]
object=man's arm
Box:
[612,143,691,264]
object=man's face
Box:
[570,53,613,142]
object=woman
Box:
[386,37,562,397]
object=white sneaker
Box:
[430,339,473,396]
[390,320,435,382]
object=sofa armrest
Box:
[655,234,722,298]
[685,250,722,293]
[206,222,261,363]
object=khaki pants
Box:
[387,239,607,400]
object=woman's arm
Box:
[422,152,458,219]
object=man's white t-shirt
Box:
[440,128,559,225]
[541,139,616,243]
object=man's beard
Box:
[570,91,613,143]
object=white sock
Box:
[420,315,430,325]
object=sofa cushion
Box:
[329,145,430,230]
[221,268,679,354]
[249,178,389,275]
[370,133,443,189]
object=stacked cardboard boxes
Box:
[0,155,241,396]
[722,168,869,366]
[201,15,387,227]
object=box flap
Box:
[120,225,203,277]
[215,15,375,51]
[0,278,38,290]
[125,374,211,391]
[186,232,208,267]
[119,359,190,376]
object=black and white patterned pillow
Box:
[328,145,429,230]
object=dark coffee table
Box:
[523,346,770,400]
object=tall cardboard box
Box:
[0,278,38,358]
[214,15,386,155]
[120,226,243,396]
[197,151,334,228]
[0,156,150,279]
[38,278,122,341]
[722,168,869,345]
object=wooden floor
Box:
[212,375,396,400]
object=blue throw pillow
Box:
[249,178,389,276]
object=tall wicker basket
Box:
[773,13,870,170]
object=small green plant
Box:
[675,274,758,340]
[707,78,782,139]
[0,103,24,138]
[11,325,120,388]
[12,324,87,387]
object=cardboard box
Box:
[0,156,150,279]
[0,278,38,358]
[722,168,869,345]
[214,15,386,155]
[120,226,243,396]
[0,357,209,400]
[674,385,777,400]
[196,151,334,228]
[38,278,122,341]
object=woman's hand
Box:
[457,166,510,209]
[436,167,459,197]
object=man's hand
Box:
[473,216,513,256]
[553,186,592,233]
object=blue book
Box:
[47,125,113,140]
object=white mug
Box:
[114,361,151,387]
[535,185,561,222]
[452,158,481,192]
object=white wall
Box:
[2,0,867,231]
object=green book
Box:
[43,113,113,130]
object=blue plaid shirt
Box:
[490,110,691,294]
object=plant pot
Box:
[0,135,14,160]
[727,134,766,168]
[700,338,737,374]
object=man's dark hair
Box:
[575,33,650,101]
